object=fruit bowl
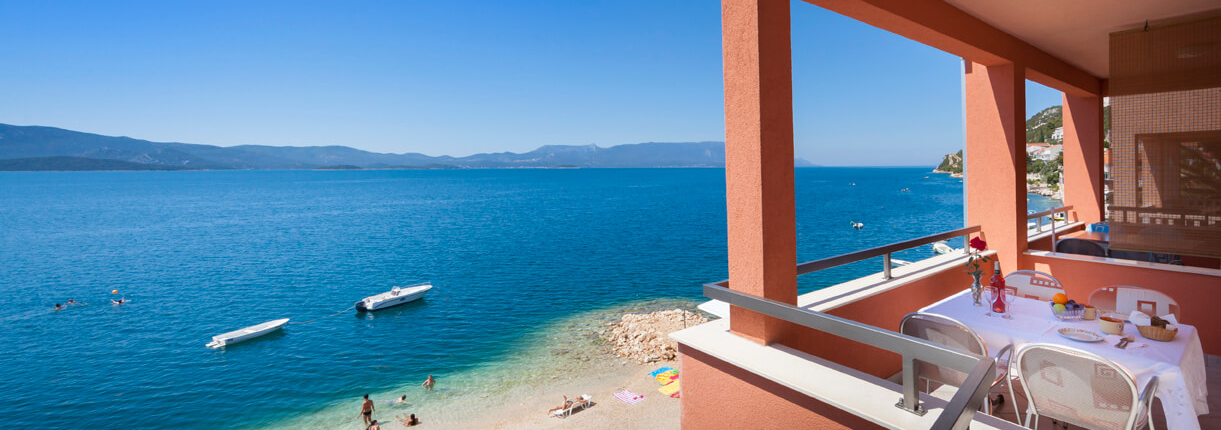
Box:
[1049,302,1085,321]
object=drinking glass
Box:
[1000,287,1014,319]
[983,286,996,316]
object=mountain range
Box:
[0,124,814,171]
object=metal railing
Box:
[793,225,982,280]
[705,284,996,430]
[1027,205,1074,245]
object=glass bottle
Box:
[990,261,1007,315]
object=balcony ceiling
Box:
[942,0,1220,79]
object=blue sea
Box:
[0,168,1060,429]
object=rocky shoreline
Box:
[1026,173,1064,200]
[603,309,708,364]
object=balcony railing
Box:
[1027,205,1074,244]
[704,283,996,430]
[794,225,981,281]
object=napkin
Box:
[1103,334,1148,348]
[1128,310,1178,327]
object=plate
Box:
[1058,327,1105,342]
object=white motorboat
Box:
[355,283,432,312]
[932,241,955,255]
[206,318,289,348]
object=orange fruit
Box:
[1052,293,1069,305]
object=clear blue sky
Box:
[0,0,1063,166]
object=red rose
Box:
[969,237,987,251]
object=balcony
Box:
[675,222,1221,429]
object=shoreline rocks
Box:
[604,309,708,364]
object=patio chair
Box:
[899,313,1015,422]
[1013,343,1158,430]
[1088,286,1181,321]
[1004,270,1064,301]
[1055,238,1108,257]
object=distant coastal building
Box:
[1026,142,1063,161]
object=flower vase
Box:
[970,277,984,306]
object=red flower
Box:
[969,237,987,251]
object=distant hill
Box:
[934,150,962,175]
[0,156,195,171]
[1025,104,1112,145]
[0,123,731,170]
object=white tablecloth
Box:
[922,290,1208,430]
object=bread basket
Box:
[1137,325,1178,342]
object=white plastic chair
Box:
[1004,270,1065,302]
[1088,286,1181,321]
[1013,343,1158,430]
[899,313,1015,422]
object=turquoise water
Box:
[0,168,1058,429]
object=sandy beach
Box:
[412,360,681,430]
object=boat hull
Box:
[355,284,432,312]
[207,318,290,348]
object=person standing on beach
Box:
[357,394,375,426]
[421,375,435,391]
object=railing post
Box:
[1037,216,1043,232]
[1051,216,1057,246]
[896,354,926,415]
[883,253,892,280]
[963,235,970,255]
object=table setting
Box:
[921,287,1209,430]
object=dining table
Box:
[922,289,1209,430]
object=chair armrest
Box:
[991,343,1015,387]
[1139,376,1159,406]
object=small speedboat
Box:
[206,318,289,348]
[355,283,432,312]
[932,241,955,255]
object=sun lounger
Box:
[549,395,593,418]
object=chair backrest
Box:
[1088,286,1181,321]
[1014,343,1142,430]
[899,313,986,388]
[1004,270,1064,301]
[1056,238,1108,257]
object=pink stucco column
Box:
[1061,93,1104,224]
[965,61,1027,272]
[722,0,797,344]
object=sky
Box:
[0,0,1065,166]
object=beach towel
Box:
[651,366,682,398]
[648,367,675,377]
[613,389,645,405]
[658,380,681,398]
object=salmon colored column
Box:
[964,61,1027,272]
[722,0,797,344]
[1061,93,1104,224]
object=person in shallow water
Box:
[357,394,375,426]
[364,419,380,430]
[397,414,419,427]
[391,395,409,405]
[421,375,435,391]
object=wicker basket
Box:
[1137,325,1178,342]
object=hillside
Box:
[0,123,730,170]
[1026,106,1063,144]
[934,150,963,175]
[0,156,195,171]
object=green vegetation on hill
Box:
[935,150,963,174]
[1026,106,1063,144]
[0,156,196,171]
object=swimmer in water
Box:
[392,395,409,405]
[54,303,63,311]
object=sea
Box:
[0,168,1062,429]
